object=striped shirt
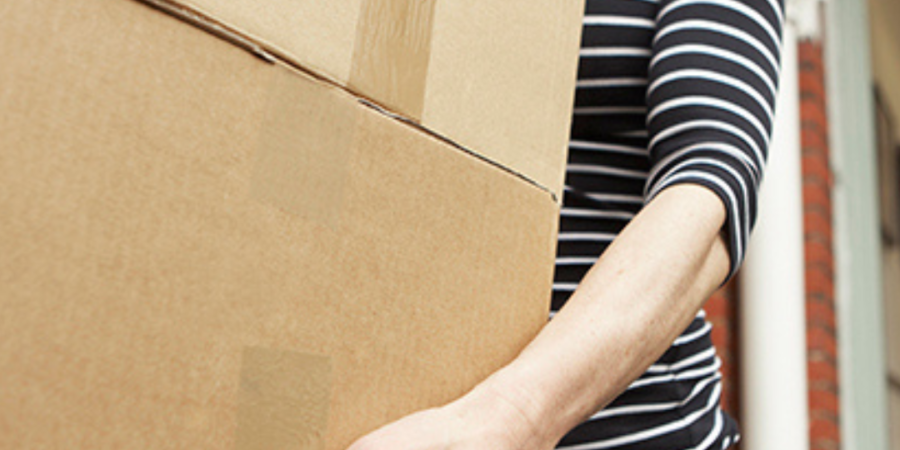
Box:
[553,0,784,448]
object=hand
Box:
[346,377,554,450]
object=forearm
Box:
[347,183,734,450]
[472,183,732,447]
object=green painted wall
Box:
[825,0,889,449]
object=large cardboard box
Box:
[0,0,582,448]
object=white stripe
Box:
[688,407,725,450]
[564,188,645,204]
[648,119,765,171]
[646,347,717,373]
[649,44,777,99]
[654,20,780,74]
[556,256,599,265]
[577,77,648,88]
[584,15,655,28]
[644,141,761,189]
[570,139,648,156]
[628,357,722,390]
[556,383,724,449]
[558,232,618,242]
[567,164,649,179]
[553,282,580,292]
[764,0,785,26]
[590,373,721,420]
[647,68,774,122]
[574,106,648,115]
[658,0,782,51]
[673,321,713,346]
[647,96,771,145]
[580,47,652,57]
[562,207,636,220]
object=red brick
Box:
[806,268,835,297]
[801,115,828,138]
[799,41,824,69]
[803,182,832,210]
[802,139,829,159]
[808,360,839,385]
[799,42,825,76]
[806,288,835,305]
[800,94,828,122]
[799,68,825,95]
[804,211,833,241]
[807,261,835,281]
[803,175,832,196]
[809,387,840,412]
[808,325,838,356]
[800,109,825,130]
[810,418,841,442]
[799,56,821,75]
[808,350,839,377]
[799,39,841,450]
[806,240,835,267]
[806,301,837,329]
[802,154,833,182]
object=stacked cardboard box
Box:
[0,0,583,448]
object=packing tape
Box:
[349,0,437,121]
[234,347,333,450]
[251,67,354,226]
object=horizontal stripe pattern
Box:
[553,0,784,448]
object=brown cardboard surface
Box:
[0,0,560,449]
[423,0,583,201]
[234,348,332,450]
[251,67,356,227]
[148,0,583,200]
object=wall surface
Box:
[826,0,889,448]
[868,0,900,448]
[798,37,842,450]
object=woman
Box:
[349,0,785,448]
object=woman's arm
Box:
[347,182,731,450]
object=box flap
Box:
[142,0,583,200]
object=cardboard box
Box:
[0,0,582,448]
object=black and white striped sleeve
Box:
[642,0,786,284]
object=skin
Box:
[347,182,731,450]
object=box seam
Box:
[131,0,558,204]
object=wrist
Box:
[452,363,566,449]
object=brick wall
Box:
[799,38,841,450]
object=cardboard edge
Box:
[128,0,560,204]
[359,99,560,204]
